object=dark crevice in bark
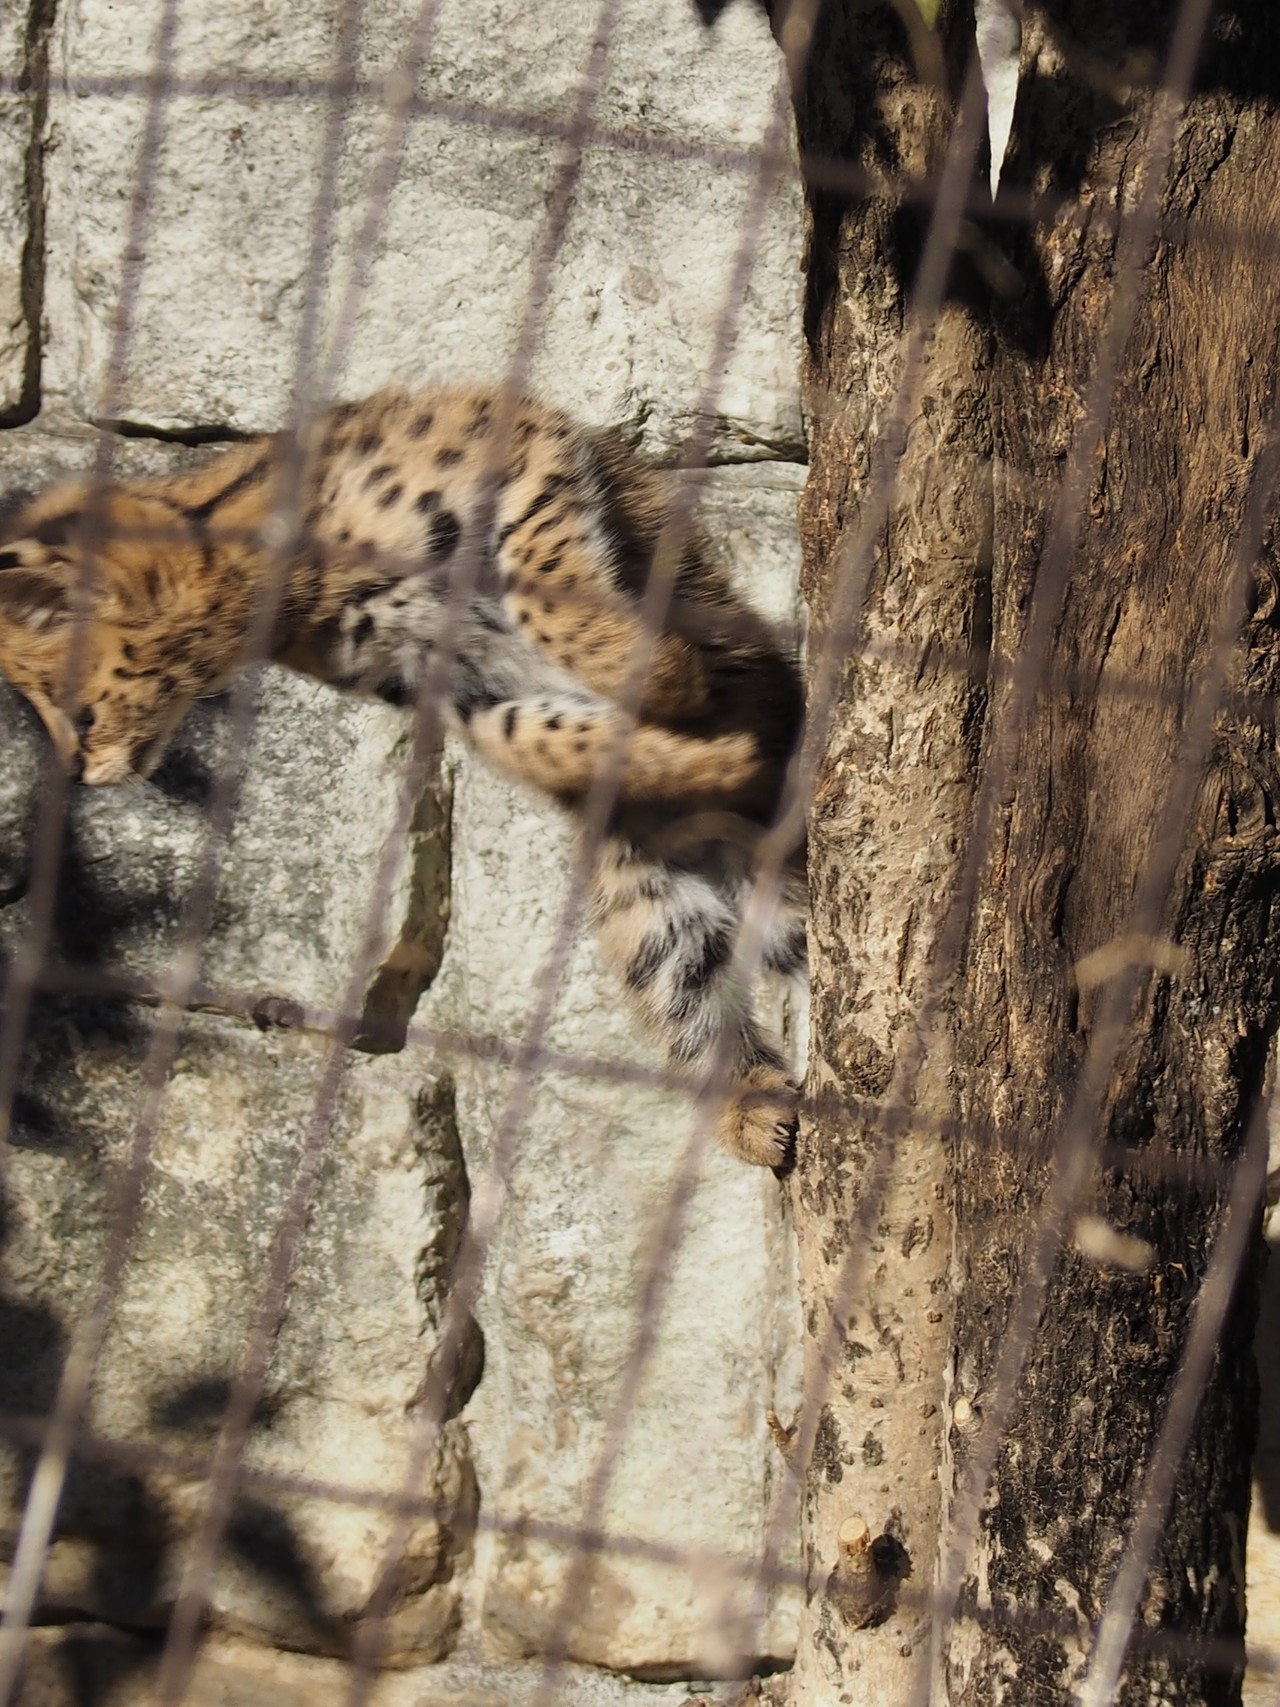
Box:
[789,3,1280,1703]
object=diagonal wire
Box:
[337,6,663,1699]
[315,0,446,402]
[0,3,195,1697]
[348,15,833,1706]
[151,4,631,1701]
[0,1,378,1700]
[1078,1077,1273,1706]
[0,0,187,1174]
[0,0,1276,1693]
[727,43,995,1687]
[519,8,843,1698]
[148,7,497,1703]
[923,0,1251,1685]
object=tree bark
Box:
[784,3,1280,1704]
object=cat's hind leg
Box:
[462,695,765,807]
[589,837,799,1169]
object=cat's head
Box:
[0,490,223,784]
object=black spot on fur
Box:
[626,932,670,992]
[32,514,78,548]
[378,676,414,707]
[377,483,404,509]
[673,929,731,1008]
[428,510,461,558]
[505,482,563,538]
[546,713,563,731]
[466,404,492,437]
[528,509,575,544]
[435,446,464,468]
[414,489,440,513]
[502,706,518,739]
[0,549,23,572]
[366,462,396,488]
[408,413,434,438]
[538,553,563,577]
[352,613,374,645]
[765,921,807,976]
[357,430,380,456]
[0,488,35,540]
[183,455,271,522]
[144,569,160,601]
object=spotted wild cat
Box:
[0,385,806,1166]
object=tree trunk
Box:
[783,3,1280,1704]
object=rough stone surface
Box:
[427,464,806,1676]
[1,1015,474,1661]
[0,433,466,1660]
[16,1626,753,1707]
[0,452,806,1680]
[0,3,31,415]
[1,1,810,1694]
[41,0,802,458]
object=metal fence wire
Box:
[0,0,1277,1703]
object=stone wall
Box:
[0,1,806,1701]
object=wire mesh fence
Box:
[0,0,1277,1702]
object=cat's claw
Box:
[715,1066,800,1171]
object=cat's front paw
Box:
[715,1066,799,1172]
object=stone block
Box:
[41,0,801,456]
[0,5,33,415]
[1,1025,475,1661]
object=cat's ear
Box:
[0,545,75,634]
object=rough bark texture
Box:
[784,3,990,1702]
[790,2,1280,1704]
[0,0,809,1695]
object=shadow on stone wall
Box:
[0,675,477,1683]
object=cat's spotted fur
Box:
[0,386,806,1166]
